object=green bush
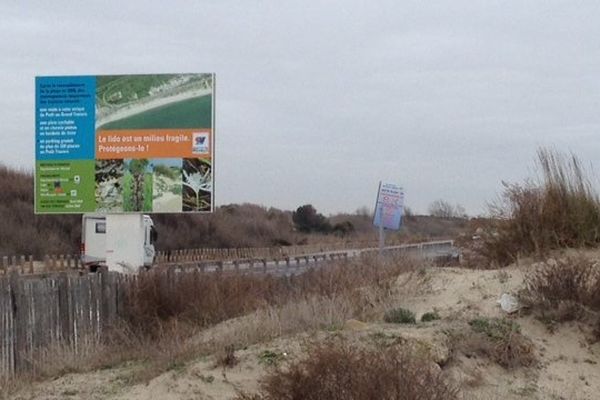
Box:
[383,308,416,324]
[466,317,535,368]
[421,311,440,322]
[258,350,285,366]
[469,317,520,339]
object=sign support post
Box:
[378,203,385,257]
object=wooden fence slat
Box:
[28,256,34,274]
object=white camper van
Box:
[81,214,157,273]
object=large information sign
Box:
[35,74,214,214]
[373,182,404,230]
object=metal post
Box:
[378,203,385,257]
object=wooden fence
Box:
[0,251,349,379]
[0,269,120,379]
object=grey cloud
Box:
[1,0,600,215]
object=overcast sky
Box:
[2,1,600,215]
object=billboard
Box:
[373,182,404,230]
[35,73,214,214]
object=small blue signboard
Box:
[373,182,404,230]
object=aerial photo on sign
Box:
[35,73,214,214]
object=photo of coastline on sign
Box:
[35,73,214,214]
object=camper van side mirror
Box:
[150,226,158,243]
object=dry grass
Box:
[451,318,536,369]
[123,255,422,382]
[120,254,417,337]
[483,148,600,265]
[0,326,146,398]
[215,344,238,368]
[236,339,459,400]
[523,255,600,337]
[0,164,81,257]
[525,256,600,310]
[152,203,298,249]
[2,255,423,392]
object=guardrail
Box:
[153,251,351,274]
[0,239,455,276]
[156,240,458,273]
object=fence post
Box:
[19,255,25,274]
[1,256,7,274]
[100,267,115,331]
[28,255,34,274]
[8,267,25,372]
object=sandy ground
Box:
[6,260,600,400]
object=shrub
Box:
[332,220,355,237]
[0,164,81,257]
[464,317,536,368]
[292,204,331,233]
[383,307,416,324]
[469,317,520,338]
[236,340,458,400]
[523,256,600,328]
[152,203,297,250]
[258,350,285,366]
[421,311,441,322]
[121,255,418,337]
[525,257,599,308]
[215,344,238,368]
[484,148,600,265]
[428,200,467,219]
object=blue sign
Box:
[373,182,404,230]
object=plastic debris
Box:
[497,293,521,313]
